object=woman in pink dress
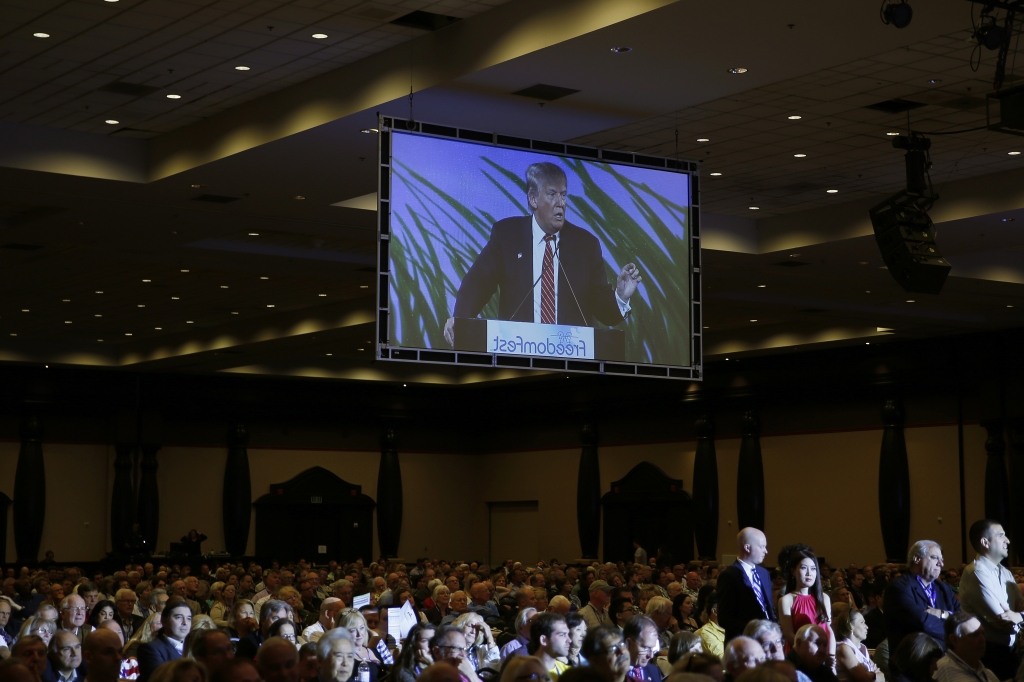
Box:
[780,549,835,662]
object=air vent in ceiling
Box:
[99,81,161,97]
[391,10,460,30]
[865,98,926,114]
[1,243,43,251]
[511,84,580,101]
[193,194,241,203]
[775,261,810,267]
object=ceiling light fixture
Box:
[267,304,275,307]
[95,291,103,294]
[928,78,942,84]
[155,327,162,330]
[906,299,915,303]
[728,67,748,74]
[1002,218,1015,222]
[750,319,757,322]
[97,338,102,342]
[357,348,365,351]
[171,296,179,300]
[318,294,327,297]
[826,189,839,193]
[62,299,70,302]
[125,333,132,336]
[887,132,900,136]
[64,321,71,324]
[21,309,28,313]
[610,46,632,53]
[181,269,189,272]
[105,119,119,125]
[757,285,766,288]
[260,276,269,280]
[33,32,50,38]
[166,94,181,99]
[142,279,151,282]
[710,172,722,176]
[232,311,239,315]
[696,138,710,142]
[1009,151,1021,155]
[235,66,250,71]
[881,0,913,29]
[293,195,305,200]
[788,115,802,120]
[248,232,259,236]
[311,33,328,39]
[1009,305,1015,308]
[220,285,228,289]
[361,128,379,134]
[749,206,760,210]
[9,334,15,337]
[186,321,193,324]
[326,353,333,356]
[94,314,101,318]
[359,285,369,289]
[794,153,807,158]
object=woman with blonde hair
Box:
[124,612,160,657]
[208,582,236,628]
[228,599,257,639]
[424,585,451,626]
[18,617,56,645]
[335,609,383,682]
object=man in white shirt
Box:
[959,519,1023,680]
[302,598,343,644]
[935,613,999,682]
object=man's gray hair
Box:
[722,636,761,669]
[316,627,353,661]
[149,588,167,608]
[115,588,136,602]
[743,619,782,641]
[515,607,538,632]
[330,580,352,591]
[645,596,672,616]
[525,162,567,200]
[260,599,291,623]
[907,540,941,566]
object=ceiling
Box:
[3,0,1024,385]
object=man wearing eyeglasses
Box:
[113,590,144,642]
[58,596,93,643]
[430,625,481,682]
[623,616,662,682]
[527,613,571,682]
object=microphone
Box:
[509,238,589,326]
[556,241,589,327]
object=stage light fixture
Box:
[881,1,912,29]
[976,20,1005,50]
[728,67,748,74]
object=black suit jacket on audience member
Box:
[137,635,182,682]
[883,574,959,651]
[717,563,777,641]
[452,217,625,327]
[115,613,146,639]
[863,607,886,649]
[235,631,265,660]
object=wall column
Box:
[736,410,765,531]
[110,443,136,553]
[14,417,45,563]
[692,414,719,559]
[0,492,11,564]
[223,425,252,556]
[376,427,403,558]
[984,420,1010,526]
[576,423,601,560]
[879,399,911,562]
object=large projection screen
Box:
[376,117,702,380]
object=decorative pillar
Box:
[376,428,403,558]
[576,423,601,560]
[984,421,1010,526]
[14,417,45,563]
[692,414,719,559]
[736,411,765,531]
[223,425,252,556]
[0,492,10,564]
[110,443,136,553]
[879,399,911,562]
[137,443,161,551]
[1008,423,1024,563]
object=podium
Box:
[454,317,625,361]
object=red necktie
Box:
[541,234,555,324]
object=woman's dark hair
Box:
[396,622,435,673]
[672,592,693,625]
[667,631,701,664]
[890,633,943,682]
[267,618,296,639]
[777,544,814,577]
[785,549,828,624]
[565,611,584,631]
[609,597,633,625]
[87,599,116,628]
[695,585,715,624]
[581,625,623,661]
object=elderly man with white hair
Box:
[722,636,766,682]
[883,539,960,652]
[316,628,356,682]
[500,607,538,660]
[645,597,676,650]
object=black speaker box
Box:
[870,195,950,294]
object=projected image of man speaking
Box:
[443,162,642,346]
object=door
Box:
[489,501,539,566]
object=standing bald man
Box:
[717,528,777,641]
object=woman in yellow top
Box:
[695,593,725,658]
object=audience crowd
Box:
[1,519,1023,682]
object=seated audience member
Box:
[0,598,13,657]
[934,613,998,682]
[883,542,958,653]
[303,598,342,644]
[425,586,452,627]
[212,659,261,682]
[44,631,82,682]
[417,662,464,682]
[86,602,115,630]
[581,625,631,682]
[137,598,192,682]
[267,620,298,647]
[501,656,550,682]
[672,652,723,682]
[83,629,126,682]
[228,601,257,640]
[124,613,161,659]
[256,637,298,682]
[672,595,698,634]
[609,598,635,633]
[527,613,571,681]
[114,591,144,642]
[59,596,92,643]
[395,623,435,682]
[579,583,614,631]
[780,550,834,660]
[887,634,942,682]
[13,635,49,681]
[431,625,481,682]
[694,595,724,658]
[501,608,539,660]
[666,632,703,667]
[188,629,234,675]
[624,616,664,682]
[468,584,499,621]
[452,612,499,671]
[315,629,356,682]
[721,637,766,682]
[335,610,382,681]
[208,584,235,630]
[785,626,837,682]
[237,600,290,660]
[150,660,207,682]
[550,596,572,616]
[441,592,471,626]
[646,598,677,651]
[861,584,886,651]
[20,617,57,646]
[297,642,317,682]
[832,607,882,682]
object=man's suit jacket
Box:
[883,574,960,651]
[453,216,624,327]
[115,613,146,640]
[137,635,182,682]
[717,562,777,642]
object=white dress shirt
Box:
[960,554,1022,646]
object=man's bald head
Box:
[417,663,463,682]
[737,528,768,565]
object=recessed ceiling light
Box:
[886,132,900,136]
[750,319,757,322]
[142,279,151,282]
[728,67,748,74]
[232,312,238,315]
[21,309,28,313]
[826,189,839,193]
[248,232,259,236]
[191,184,201,188]
[311,33,328,39]
[865,342,871,345]
[33,32,50,38]
[155,327,162,330]
[788,115,802,120]
[709,172,722,176]
[906,299,915,303]
[171,296,179,300]
[125,333,132,336]
[928,78,942,84]
[63,299,70,302]
[293,195,305,200]
[696,138,710,142]
[361,128,379,134]
[235,65,250,71]
[757,285,766,288]
[95,291,103,294]
[186,320,193,324]
[318,294,327,297]
[9,334,15,337]
[260,276,269,280]
[326,353,332,356]
[866,290,871,293]
[1009,151,1021,155]
[359,285,369,289]
[267,304,275,308]
[790,253,800,257]
[97,339,102,342]
[749,206,760,210]
[220,285,228,289]
[181,269,189,272]
[166,94,181,99]
[64,321,71,324]
[357,348,365,351]
[105,119,119,125]
[94,314,102,318]
[1002,218,1015,222]
[793,153,807,158]
[610,46,632,53]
